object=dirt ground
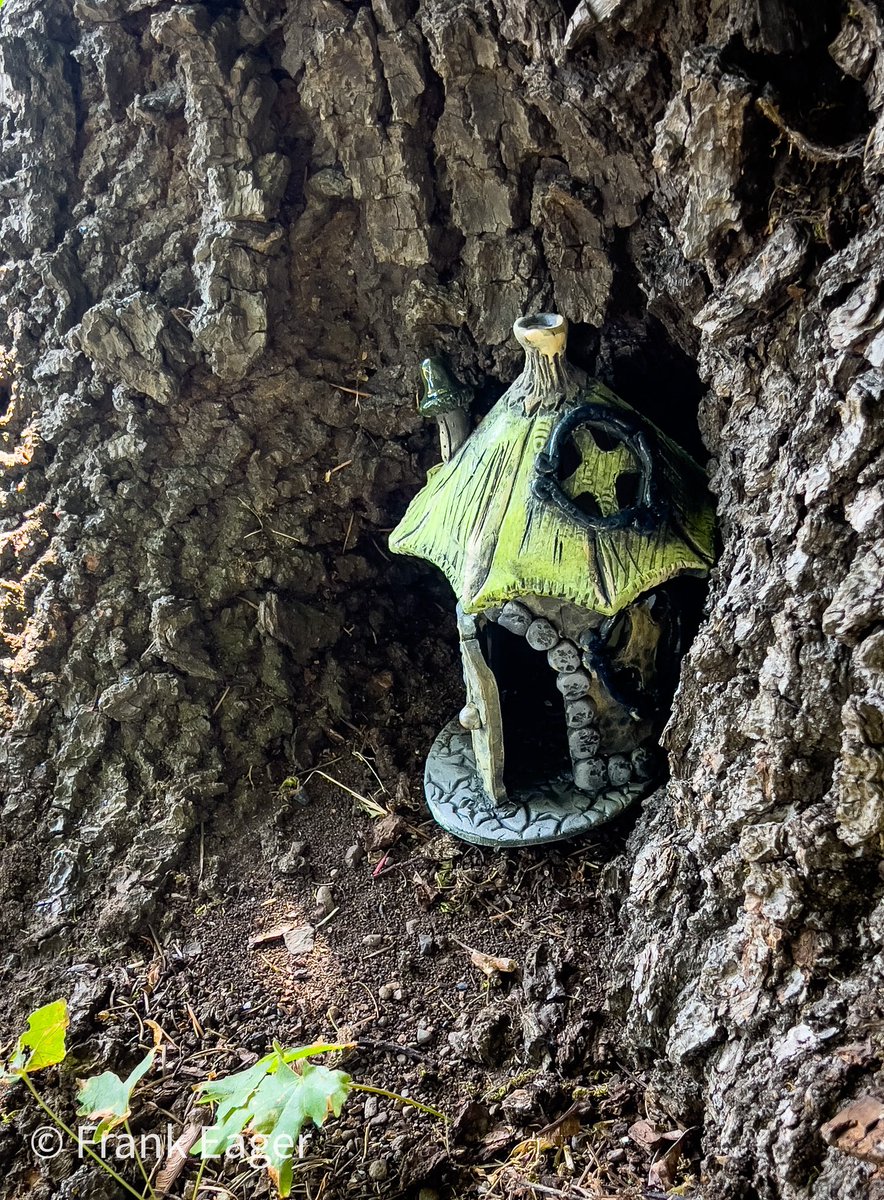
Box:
[0,715,701,1199]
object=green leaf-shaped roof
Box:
[390,374,714,618]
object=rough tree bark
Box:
[0,0,882,1197]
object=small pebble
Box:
[574,758,607,793]
[568,726,601,760]
[455,980,468,992]
[362,933,384,948]
[418,933,435,956]
[556,670,591,700]
[405,918,420,936]
[566,698,595,729]
[608,754,632,786]
[363,1095,379,1119]
[277,848,305,875]
[548,639,581,673]
[502,1087,536,1119]
[458,703,481,729]
[631,745,655,779]
[344,844,365,869]
[416,1024,434,1046]
[497,600,532,635]
[526,618,558,651]
[315,885,334,914]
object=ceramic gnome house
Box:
[390,314,715,847]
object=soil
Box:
[6,5,882,1197]
[0,710,697,1199]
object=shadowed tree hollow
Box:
[0,0,883,1198]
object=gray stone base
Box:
[424,719,652,847]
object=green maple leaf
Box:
[76,1050,155,1138]
[2,1000,69,1079]
[196,1056,271,1153]
[260,1061,350,1195]
[195,1044,351,1197]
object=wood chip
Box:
[467,946,518,976]
[155,1122,204,1196]
[821,1095,884,1164]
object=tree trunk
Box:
[1,0,882,1197]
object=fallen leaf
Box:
[195,1048,351,1195]
[477,1124,517,1159]
[144,1019,173,1048]
[821,1095,884,1164]
[537,1100,587,1144]
[4,1000,69,1078]
[452,1099,492,1143]
[371,813,408,850]
[411,871,439,908]
[628,1118,662,1150]
[77,1052,155,1138]
[648,1145,680,1191]
[510,1134,557,1159]
[399,1143,450,1188]
[647,1128,693,1192]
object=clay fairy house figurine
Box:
[390,313,715,847]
